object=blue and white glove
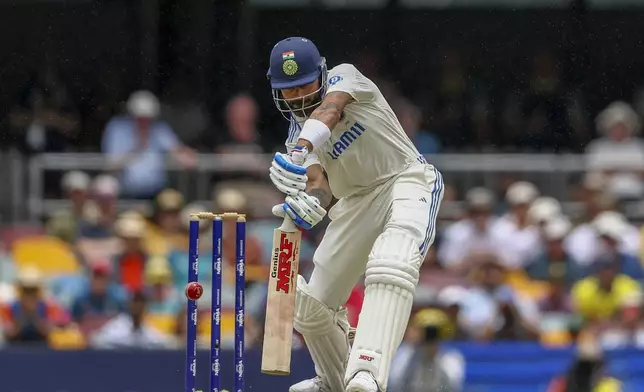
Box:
[272,191,327,230]
[269,146,309,196]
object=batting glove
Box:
[272,191,327,230]
[269,146,309,196]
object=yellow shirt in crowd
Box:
[595,377,622,392]
[143,221,188,256]
[572,274,641,321]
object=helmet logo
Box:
[282,59,298,76]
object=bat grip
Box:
[279,215,298,233]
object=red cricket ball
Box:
[185,282,203,300]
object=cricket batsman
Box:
[267,37,444,392]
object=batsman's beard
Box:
[286,94,321,118]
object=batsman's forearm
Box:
[308,187,332,209]
[305,164,332,208]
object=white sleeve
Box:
[326,64,375,103]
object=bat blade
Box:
[261,217,301,375]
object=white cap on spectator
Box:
[592,211,628,240]
[16,266,43,288]
[115,214,146,238]
[437,286,468,307]
[506,181,539,205]
[92,174,120,198]
[156,188,185,212]
[62,171,90,192]
[528,197,562,223]
[543,217,572,241]
[596,101,641,136]
[214,187,247,211]
[466,187,494,208]
[127,90,160,118]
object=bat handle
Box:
[279,215,298,233]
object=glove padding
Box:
[269,148,308,196]
[272,191,327,230]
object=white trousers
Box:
[308,163,443,310]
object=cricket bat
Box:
[261,215,301,375]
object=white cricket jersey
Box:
[284,63,423,199]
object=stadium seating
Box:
[11,236,80,276]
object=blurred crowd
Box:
[0,171,311,350]
[394,179,642,389]
[5,51,644,392]
[8,49,639,158]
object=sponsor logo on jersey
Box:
[327,122,366,160]
[329,75,343,86]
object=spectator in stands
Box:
[172,306,211,349]
[572,255,642,322]
[8,63,79,155]
[436,286,470,340]
[527,196,562,233]
[173,306,188,348]
[576,172,608,219]
[592,212,644,279]
[2,267,64,345]
[527,217,583,288]
[459,253,540,340]
[47,170,91,243]
[217,93,265,154]
[144,256,180,315]
[112,213,149,293]
[395,98,440,155]
[491,181,542,268]
[389,309,464,392]
[218,188,264,275]
[0,241,16,301]
[547,335,623,392]
[144,188,187,255]
[78,174,120,239]
[565,194,639,267]
[70,259,127,327]
[102,90,196,199]
[586,101,644,201]
[89,290,173,349]
[167,204,211,293]
[210,94,267,184]
[438,187,498,270]
[526,217,578,313]
[212,188,267,334]
[599,291,644,349]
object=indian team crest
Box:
[283,59,298,76]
